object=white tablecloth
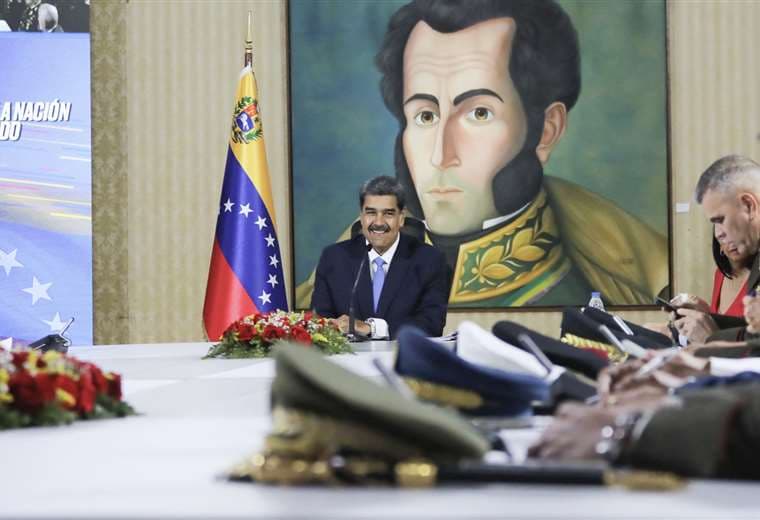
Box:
[1,342,759,519]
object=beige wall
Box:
[91,0,760,344]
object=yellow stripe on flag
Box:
[229,66,277,225]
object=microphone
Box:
[347,242,373,342]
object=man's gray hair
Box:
[359,175,406,210]
[695,155,760,203]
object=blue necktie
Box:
[372,257,386,313]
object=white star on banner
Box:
[258,290,271,305]
[223,198,234,212]
[22,276,52,305]
[42,312,67,332]
[0,248,23,276]
[239,203,253,218]
[267,274,278,287]
[264,234,276,247]
[268,255,280,268]
[255,215,267,230]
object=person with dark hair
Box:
[710,232,751,316]
[372,0,668,307]
[310,176,448,339]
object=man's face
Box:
[703,189,760,262]
[360,194,405,254]
[401,18,528,235]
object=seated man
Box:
[530,346,760,479]
[670,155,760,343]
[310,176,448,339]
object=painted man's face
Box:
[401,18,528,235]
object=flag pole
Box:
[245,10,253,67]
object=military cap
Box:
[228,342,490,486]
[454,321,549,378]
[580,307,672,349]
[455,321,596,405]
[395,325,550,417]
[492,321,608,380]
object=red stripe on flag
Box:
[203,240,258,341]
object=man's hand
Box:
[744,294,760,334]
[333,314,371,336]
[673,308,718,343]
[528,402,618,460]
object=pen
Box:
[632,348,680,381]
[612,315,634,336]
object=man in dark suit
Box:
[311,176,448,339]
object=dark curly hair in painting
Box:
[375,0,581,220]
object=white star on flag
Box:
[42,312,67,332]
[264,234,276,247]
[239,203,253,218]
[223,198,235,212]
[0,248,23,276]
[258,290,271,305]
[22,276,52,305]
[267,274,278,287]
[255,215,267,230]
[269,255,280,268]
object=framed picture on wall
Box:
[288,0,672,310]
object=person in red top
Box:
[646,230,753,341]
[710,234,751,317]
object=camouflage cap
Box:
[268,342,490,462]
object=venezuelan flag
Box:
[203,66,287,340]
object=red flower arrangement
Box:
[0,347,134,429]
[204,310,352,359]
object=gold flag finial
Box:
[245,10,253,67]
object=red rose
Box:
[77,368,96,413]
[9,371,56,413]
[290,326,312,345]
[89,364,109,394]
[262,324,284,342]
[237,323,255,341]
[51,374,79,410]
[105,372,122,401]
[250,312,265,324]
[11,351,29,370]
[303,311,314,322]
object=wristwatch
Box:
[594,412,644,465]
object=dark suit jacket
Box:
[310,234,448,338]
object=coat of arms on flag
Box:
[232,96,262,144]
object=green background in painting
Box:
[289,0,669,298]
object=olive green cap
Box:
[270,343,489,461]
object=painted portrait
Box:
[290,0,671,310]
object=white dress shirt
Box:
[364,233,400,339]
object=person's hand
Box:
[596,357,647,401]
[528,402,618,460]
[673,308,718,343]
[743,294,760,334]
[659,350,709,378]
[670,293,711,313]
[333,315,371,336]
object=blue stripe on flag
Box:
[214,147,287,311]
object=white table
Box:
[1,342,759,519]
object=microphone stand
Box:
[347,243,372,342]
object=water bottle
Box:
[588,291,605,311]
